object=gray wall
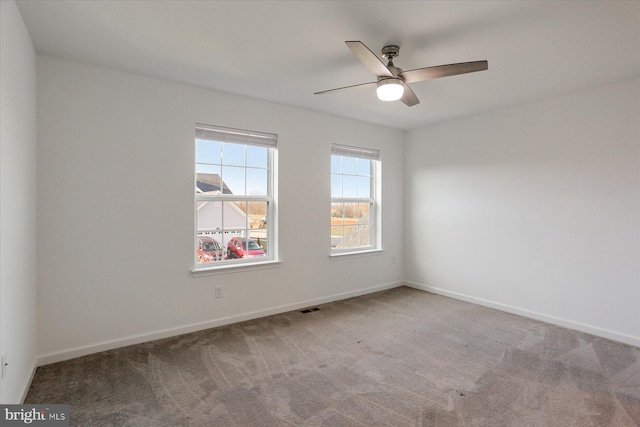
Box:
[0,0,38,403]
[405,79,640,346]
[35,55,405,364]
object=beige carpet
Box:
[26,286,640,426]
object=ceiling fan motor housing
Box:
[381,45,400,60]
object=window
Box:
[195,124,276,268]
[331,144,380,254]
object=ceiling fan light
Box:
[376,78,404,101]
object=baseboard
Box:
[37,281,403,366]
[18,360,37,403]
[406,281,640,348]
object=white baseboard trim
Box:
[406,281,640,348]
[18,360,37,404]
[37,281,403,366]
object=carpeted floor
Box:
[26,286,640,426]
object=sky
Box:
[196,139,372,199]
[196,139,267,195]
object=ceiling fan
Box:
[314,41,488,107]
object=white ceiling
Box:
[16,0,640,130]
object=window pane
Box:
[343,203,357,248]
[247,202,269,256]
[196,163,220,175]
[246,168,267,195]
[331,203,344,248]
[343,203,358,222]
[247,145,267,168]
[331,155,341,174]
[217,202,246,252]
[233,200,249,227]
[196,233,224,264]
[343,227,358,249]
[196,169,227,195]
[342,156,357,174]
[331,202,344,224]
[342,175,357,198]
[342,224,371,249]
[222,142,245,166]
[196,200,223,233]
[224,201,247,231]
[196,139,221,165]
[248,202,268,228]
[358,203,370,225]
[222,166,246,195]
[358,225,371,246]
[331,174,342,198]
[357,158,371,176]
[249,229,268,254]
[357,176,371,198]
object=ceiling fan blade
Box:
[314,81,377,95]
[400,84,420,107]
[400,60,488,84]
[346,41,393,78]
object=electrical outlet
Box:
[1,353,7,379]
[391,256,396,265]
[215,286,223,299]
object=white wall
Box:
[405,79,640,346]
[0,0,38,403]
[36,55,404,363]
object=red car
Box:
[197,235,224,263]
[227,237,266,259]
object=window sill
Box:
[329,249,384,259]
[191,259,282,277]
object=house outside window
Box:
[331,144,380,254]
[195,124,276,268]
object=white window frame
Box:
[193,124,277,271]
[331,144,381,255]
